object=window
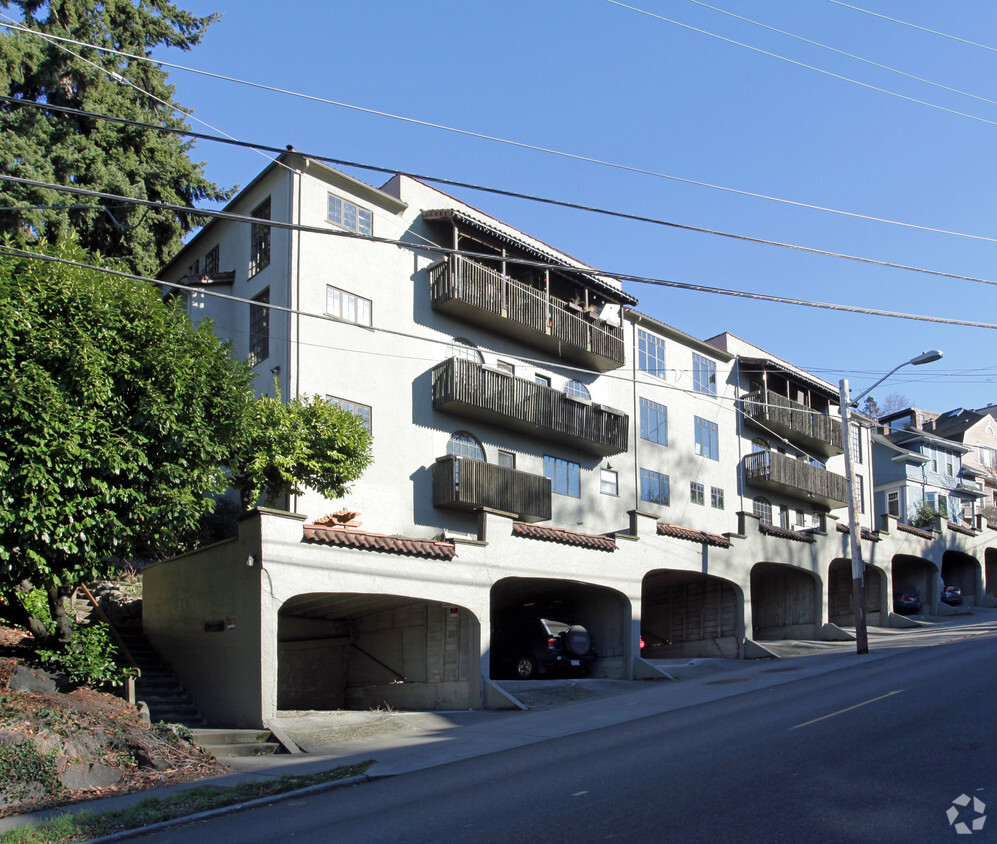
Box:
[711,486,724,509]
[640,469,670,506]
[498,450,515,469]
[187,258,199,276]
[946,453,956,477]
[204,245,219,275]
[692,353,717,395]
[980,446,997,468]
[564,380,591,400]
[327,285,372,326]
[856,474,865,514]
[850,425,862,463]
[447,432,484,461]
[535,374,551,387]
[450,338,483,363]
[248,289,269,366]
[328,193,373,236]
[640,398,668,445]
[753,496,772,525]
[328,396,372,432]
[638,329,666,380]
[690,481,704,505]
[495,360,515,376]
[779,507,790,529]
[250,198,271,276]
[926,492,947,517]
[752,437,768,453]
[887,489,900,517]
[694,416,719,460]
[601,469,618,496]
[796,509,805,527]
[544,455,580,498]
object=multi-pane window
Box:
[640,398,668,445]
[856,474,865,514]
[980,446,997,468]
[692,353,717,395]
[601,469,619,496]
[690,481,704,505]
[564,380,591,400]
[250,198,271,276]
[495,360,515,376]
[640,469,670,506]
[535,374,551,387]
[204,245,219,275]
[447,431,484,461]
[248,289,269,367]
[850,425,862,463]
[498,450,516,469]
[450,338,483,363]
[711,486,724,509]
[328,396,372,432]
[327,285,372,326]
[328,194,373,236]
[694,416,719,460]
[638,329,666,380]
[544,455,581,498]
[753,496,772,525]
[887,489,900,517]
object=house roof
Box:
[657,523,732,548]
[835,523,880,542]
[758,522,816,543]
[626,312,735,361]
[896,522,933,540]
[302,524,457,560]
[512,522,617,551]
[736,357,838,400]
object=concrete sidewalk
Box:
[3,610,996,838]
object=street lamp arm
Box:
[847,350,943,408]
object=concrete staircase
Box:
[189,728,279,759]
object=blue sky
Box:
[157,0,997,412]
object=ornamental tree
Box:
[0,241,253,643]
[0,0,230,276]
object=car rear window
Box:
[542,619,571,635]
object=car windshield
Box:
[542,619,571,635]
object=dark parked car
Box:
[894,592,921,614]
[492,608,597,680]
[942,586,963,606]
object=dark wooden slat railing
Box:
[432,358,628,456]
[742,389,843,456]
[433,455,552,523]
[743,450,847,508]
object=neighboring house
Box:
[145,154,996,727]
[918,408,997,515]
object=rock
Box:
[0,781,46,810]
[7,664,59,694]
[59,762,122,791]
[134,747,171,771]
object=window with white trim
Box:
[326,285,372,326]
[690,481,704,505]
[850,425,862,463]
[328,193,372,236]
[450,338,483,363]
[544,455,580,498]
[640,398,668,445]
[447,431,484,461]
[887,489,900,517]
[753,496,772,525]
[327,396,372,432]
[692,353,717,395]
[498,450,515,469]
[564,380,591,400]
[600,469,618,496]
[694,416,719,460]
[640,468,670,506]
[711,486,724,509]
[638,329,666,380]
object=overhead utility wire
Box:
[683,0,997,109]
[1,20,993,240]
[603,0,997,128]
[827,1,997,55]
[7,98,997,288]
[2,188,996,333]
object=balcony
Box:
[741,390,843,459]
[743,451,847,510]
[428,255,625,371]
[432,358,628,457]
[433,455,551,523]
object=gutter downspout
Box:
[631,311,640,513]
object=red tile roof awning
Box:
[835,523,880,542]
[759,522,815,543]
[512,522,617,551]
[657,523,731,549]
[302,525,457,560]
[896,523,934,540]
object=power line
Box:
[4,19,997,244]
[6,97,997,290]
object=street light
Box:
[838,350,943,655]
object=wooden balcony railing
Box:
[743,450,847,510]
[741,390,843,458]
[429,255,625,371]
[432,358,629,457]
[433,455,551,523]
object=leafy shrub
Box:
[36,620,130,690]
[0,741,63,799]
[909,501,941,529]
[17,587,54,634]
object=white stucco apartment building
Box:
[147,154,997,727]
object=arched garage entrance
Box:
[750,563,820,640]
[891,555,938,613]
[490,578,629,680]
[640,571,742,658]
[987,548,997,599]
[277,593,479,711]
[828,559,886,627]
[942,550,980,605]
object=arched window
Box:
[447,431,485,462]
[753,496,773,525]
[564,380,591,400]
[450,338,483,364]
[751,437,768,453]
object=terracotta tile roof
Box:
[302,525,457,560]
[657,523,731,549]
[948,522,977,537]
[896,523,934,540]
[759,522,815,543]
[835,523,880,542]
[512,522,617,552]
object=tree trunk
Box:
[48,585,75,646]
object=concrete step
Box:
[190,729,278,759]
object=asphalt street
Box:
[117,628,997,844]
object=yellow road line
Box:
[789,689,905,730]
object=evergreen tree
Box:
[0,0,229,276]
